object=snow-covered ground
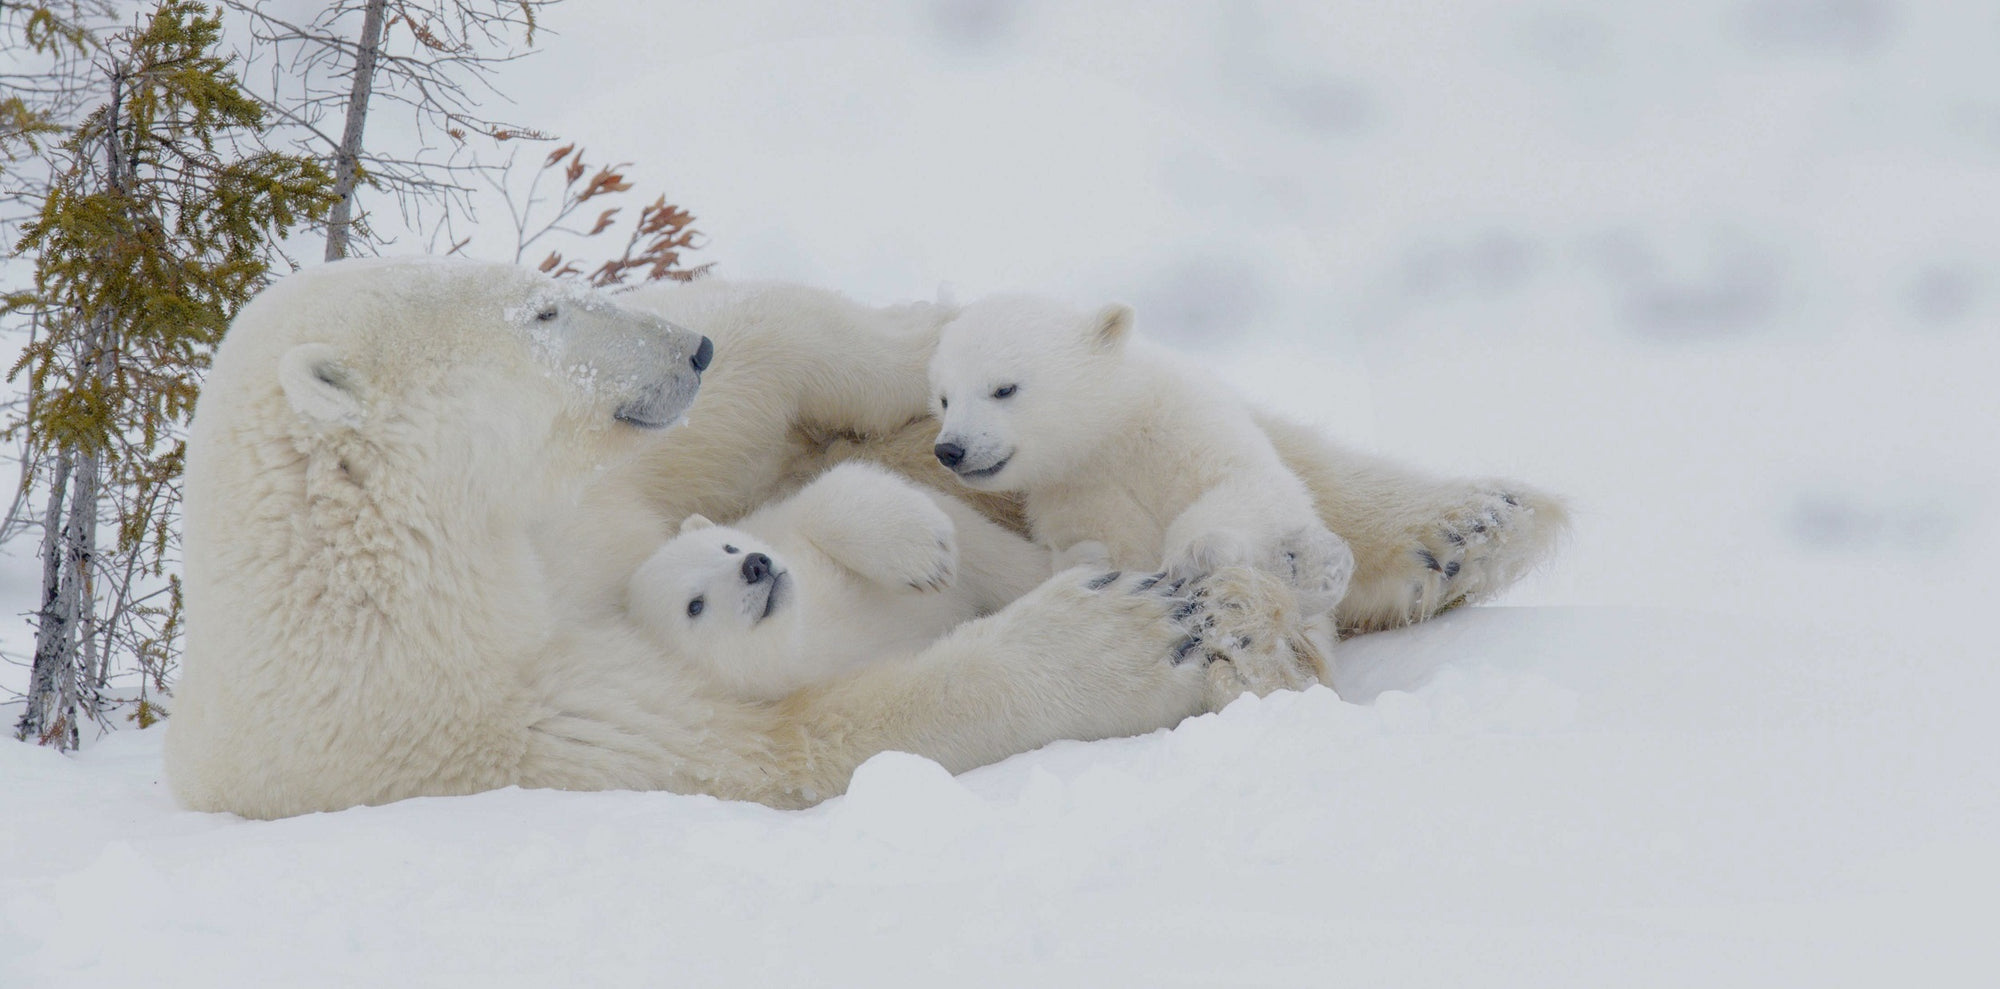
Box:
[4,1,1996,985]
[4,607,1992,985]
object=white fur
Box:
[628,463,1049,702]
[930,296,1357,660]
[167,261,1318,820]
[561,279,1565,634]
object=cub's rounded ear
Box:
[279,343,365,429]
[679,513,716,534]
[1091,303,1135,352]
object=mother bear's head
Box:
[207,258,710,493]
[170,259,711,818]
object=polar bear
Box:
[928,296,1356,633]
[628,462,1049,701]
[167,259,1317,820]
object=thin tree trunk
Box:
[18,453,94,751]
[322,0,388,261]
[71,451,102,720]
[19,315,110,751]
[16,452,72,745]
[57,448,98,747]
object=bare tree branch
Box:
[224,0,562,257]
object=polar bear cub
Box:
[928,295,1355,633]
[628,462,1050,702]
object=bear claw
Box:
[1172,635,1205,664]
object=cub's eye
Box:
[723,545,739,554]
[535,306,559,322]
[938,396,949,410]
[686,597,705,618]
[992,384,1017,399]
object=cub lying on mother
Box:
[628,462,1049,702]
[166,260,1564,819]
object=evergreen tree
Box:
[5,0,335,747]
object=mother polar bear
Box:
[165,259,1565,820]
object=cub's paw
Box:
[1275,525,1355,614]
[893,503,961,593]
[1175,566,1330,709]
[839,497,959,593]
[1165,527,1261,583]
[1052,540,1113,571]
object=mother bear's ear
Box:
[279,343,366,430]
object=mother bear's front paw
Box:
[1047,567,1209,671]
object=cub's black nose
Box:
[691,336,714,373]
[934,442,965,468]
[741,552,772,584]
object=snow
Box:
[5,1,1998,985]
[4,607,1992,985]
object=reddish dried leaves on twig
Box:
[503,144,713,288]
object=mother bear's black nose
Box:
[934,442,965,469]
[741,552,772,584]
[691,336,714,373]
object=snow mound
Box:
[3,605,1991,987]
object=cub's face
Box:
[928,295,1135,492]
[627,517,796,652]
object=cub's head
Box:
[196,258,713,513]
[627,515,797,653]
[928,294,1136,492]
